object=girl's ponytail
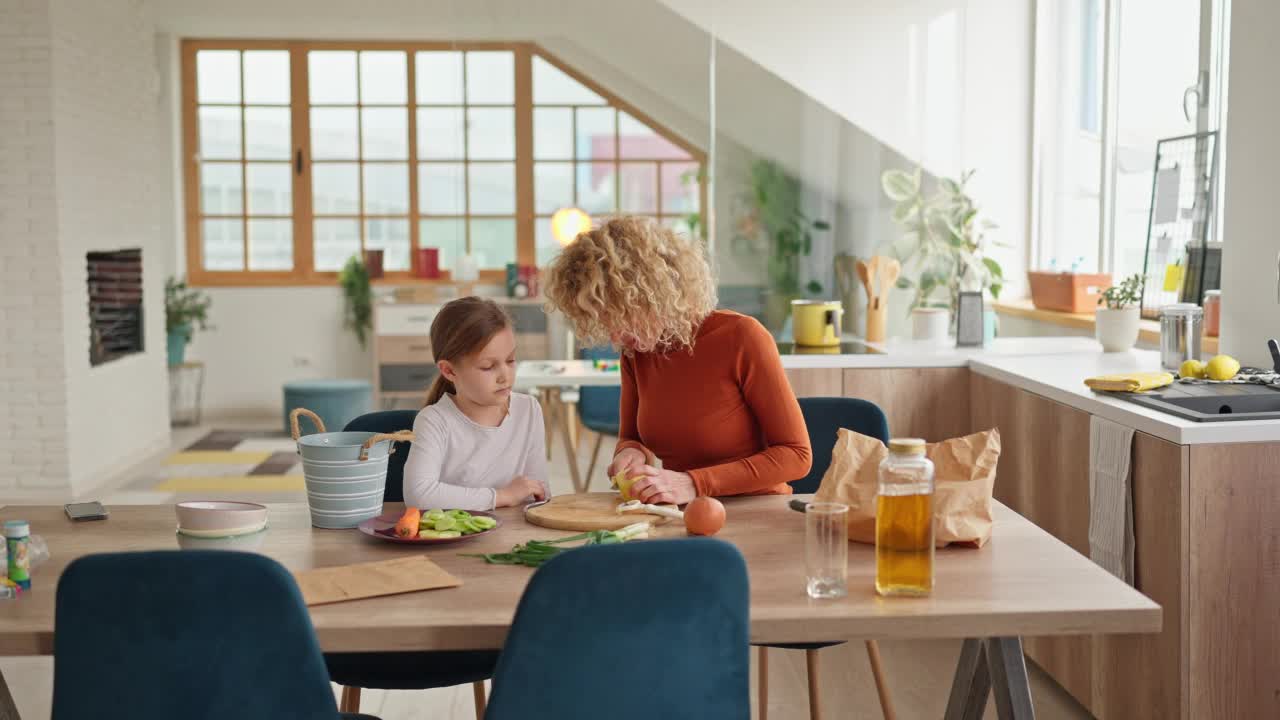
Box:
[424,374,455,406]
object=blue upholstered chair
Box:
[756,397,896,720]
[578,346,621,485]
[485,538,751,720]
[53,551,379,720]
[326,411,500,718]
[283,379,373,436]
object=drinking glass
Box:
[805,502,849,599]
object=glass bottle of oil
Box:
[875,438,935,596]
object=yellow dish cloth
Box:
[1084,372,1175,393]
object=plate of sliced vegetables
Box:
[357,508,501,545]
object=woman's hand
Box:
[495,475,546,508]
[629,466,697,506]
[607,447,648,481]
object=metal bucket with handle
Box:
[290,408,412,529]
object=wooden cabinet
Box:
[784,368,842,398]
[972,372,1190,719]
[842,367,972,441]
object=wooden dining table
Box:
[0,496,1159,719]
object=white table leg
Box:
[558,393,584,492]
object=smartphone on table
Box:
[64,502,109,522]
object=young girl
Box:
[402,296,548,511]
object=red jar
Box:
[1203,290,1221,337]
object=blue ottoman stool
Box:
[283,379,373,435]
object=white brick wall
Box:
[0,0,171,496]
[0,0,69,490]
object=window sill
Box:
[994,298,1220,355]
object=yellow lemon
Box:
[1205,354,1241,381]
[613,471,638,501]
[1179,359,1206,379]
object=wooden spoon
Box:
[855,260,874,304]
[879,258,901,310]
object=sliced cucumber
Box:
[471,516,497,530]
[433,515,458,532]
[435,530,462,538]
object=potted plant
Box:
[165,277,212,367]
[1096,273,1145,352]
[733,159,831,329]
[340,254,373,349]
[881,167,1004,336]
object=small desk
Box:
[0,498,1160,719]
[516,361,622,492]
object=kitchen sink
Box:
[1115,382,1280,422]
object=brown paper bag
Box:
[814,428,1001,547]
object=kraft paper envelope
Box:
[295,555,462,606]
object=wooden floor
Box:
[1,417,1094,719]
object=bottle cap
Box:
[888,438,926,456]
[4,521,29,539]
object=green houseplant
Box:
[165,277,212,367]
[339,254,373,349]
[881,167,1003,313]
[1096,273,1145,352]
[734,159,831,328]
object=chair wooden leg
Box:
[757,646,769,720]
[865,640,897,720]
[585,432,605,484]
[541,390,555,460]
[805,648,822,720]
[338,685,361,713]
[472,680,487,720]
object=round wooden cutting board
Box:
[524,493,675,531]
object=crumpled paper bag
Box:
[813,428,1001,548]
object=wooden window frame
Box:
[181,40,707,287]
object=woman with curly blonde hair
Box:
[543,216,811,503]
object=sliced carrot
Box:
[395,507,422,538]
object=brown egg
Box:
[684,496,726,536]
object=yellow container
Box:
[792,300,843,347]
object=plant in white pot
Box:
[1096,274,1145,352]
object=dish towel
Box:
[1084,372,1175,393]
[1089,416,1136,585]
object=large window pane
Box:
[534,107,573,160]
[310,108,358,160]
[200,162,242,215]
[198,107,241,160]
[618,111,690,160]
[246,163,292,215]
[197,50,240,104]
[535,217,562,268]
[661,162,700,214]
[420,218,465,273]
[314,218,361,272]
[532,55,604,105]
[243,51,289,104]
[534,162,573,214]
[244,107,291,160]
[467,108,515,160]
[576,107,616,162]
[202,218,244,271]
[469,163,516,214]
[465,52,514,104]
[417,108,465,160]
[361,107,408,160]
[418,163,466,215]
[620,162,658,213]
[309,51,357,104]
[365,218,410,271]
[577,162,616,215]
[363,163,409,215]
[248,219,292,270]
[312,163,359,214]
[470,218,516,269]
[416,51,463,104]
[359,51,407,104]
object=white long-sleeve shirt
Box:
[402,392,548,511]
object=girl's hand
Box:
[629,466,697,506]
[607,448,648,481]
[495,475,546,508]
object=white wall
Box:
[1219,1,1279,368]
[0,0,71,492]
[660,0,1035,298]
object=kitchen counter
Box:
[777,336,1102,369]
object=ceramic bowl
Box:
[175,501,269,535]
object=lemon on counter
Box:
[1179,359,1207,379]
[1206,354,1241,381]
